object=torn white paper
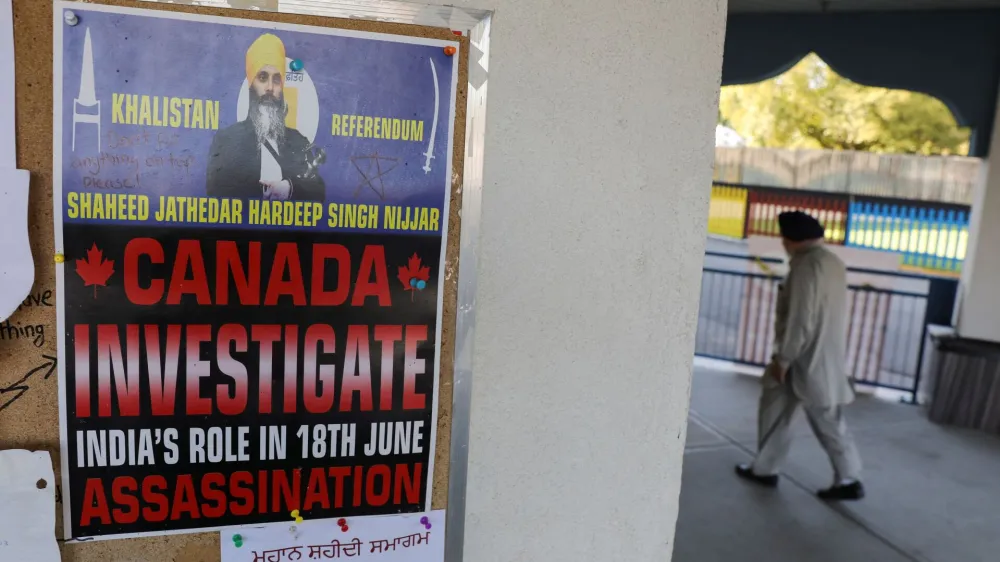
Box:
[0,168,33,322]
[0,0,15,168]
[220,511,444,562]
[0,450,60,562]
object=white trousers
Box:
[751,372,863,483]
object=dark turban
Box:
[778,211,825,242]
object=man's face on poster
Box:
[249,63,287,145]
[251,64,284,106]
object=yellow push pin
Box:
[54,253,65,264]
[290,509,303,524]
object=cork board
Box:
[2,0,467,559]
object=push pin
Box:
[443,46,457,56]
[232,534,243,548]
[420,516,432,530]
[291,509,304,524]
[64,10,79,26]
[290,59,304,72]
[452,30,462,36]
[54,253,65,264]
[338,518,349,533]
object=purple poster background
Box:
[59,5,457,234]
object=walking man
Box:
[735,211,865,500]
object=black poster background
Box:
[62,223,441,537]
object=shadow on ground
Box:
[674,366,1000,562]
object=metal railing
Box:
[696,251,958,400]
[707,182,972,273]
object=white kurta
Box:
[260,138,282,183]
[752,242,862,482]
[773,243,854,407]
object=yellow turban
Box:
[246,33,286,85]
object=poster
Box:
[53,2,458,540]
[218,511,445,562]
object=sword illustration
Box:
[422,58,440,174]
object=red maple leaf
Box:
[398,253,431,300]
[75,244,115,299]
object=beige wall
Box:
[457,0,728,561]
[956,92,1000,340]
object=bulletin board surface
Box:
[2,0,467,559]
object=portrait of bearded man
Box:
[206,33,325,202]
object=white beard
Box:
[252,103,286,145]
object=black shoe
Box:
[734,464,779,487]
[817,481,865,501]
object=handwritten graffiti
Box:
[0,354,58,413]
[16,290,55,312]
[351,152,399,200]
[0,320,47,348]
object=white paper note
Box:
[0,450,61,562]
[221,511,444,562]
[0,168,33,322]
[0,0,15,168]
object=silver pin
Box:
[64,10,79,26]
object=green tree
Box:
[719,54,970,155]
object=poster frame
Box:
[52,0,491,553]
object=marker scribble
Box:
[0,354,58,413]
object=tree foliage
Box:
[719,54,970,156]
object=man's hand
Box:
[767,359,788,384]
[261,179,293,201]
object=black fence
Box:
[695,251,958,400]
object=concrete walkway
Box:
[674,366,1000,562]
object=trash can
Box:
[926,335,1000,434]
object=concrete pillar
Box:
[460,0,727,561]
[956,85,1000,341]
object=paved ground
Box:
[674,366,1000,562]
